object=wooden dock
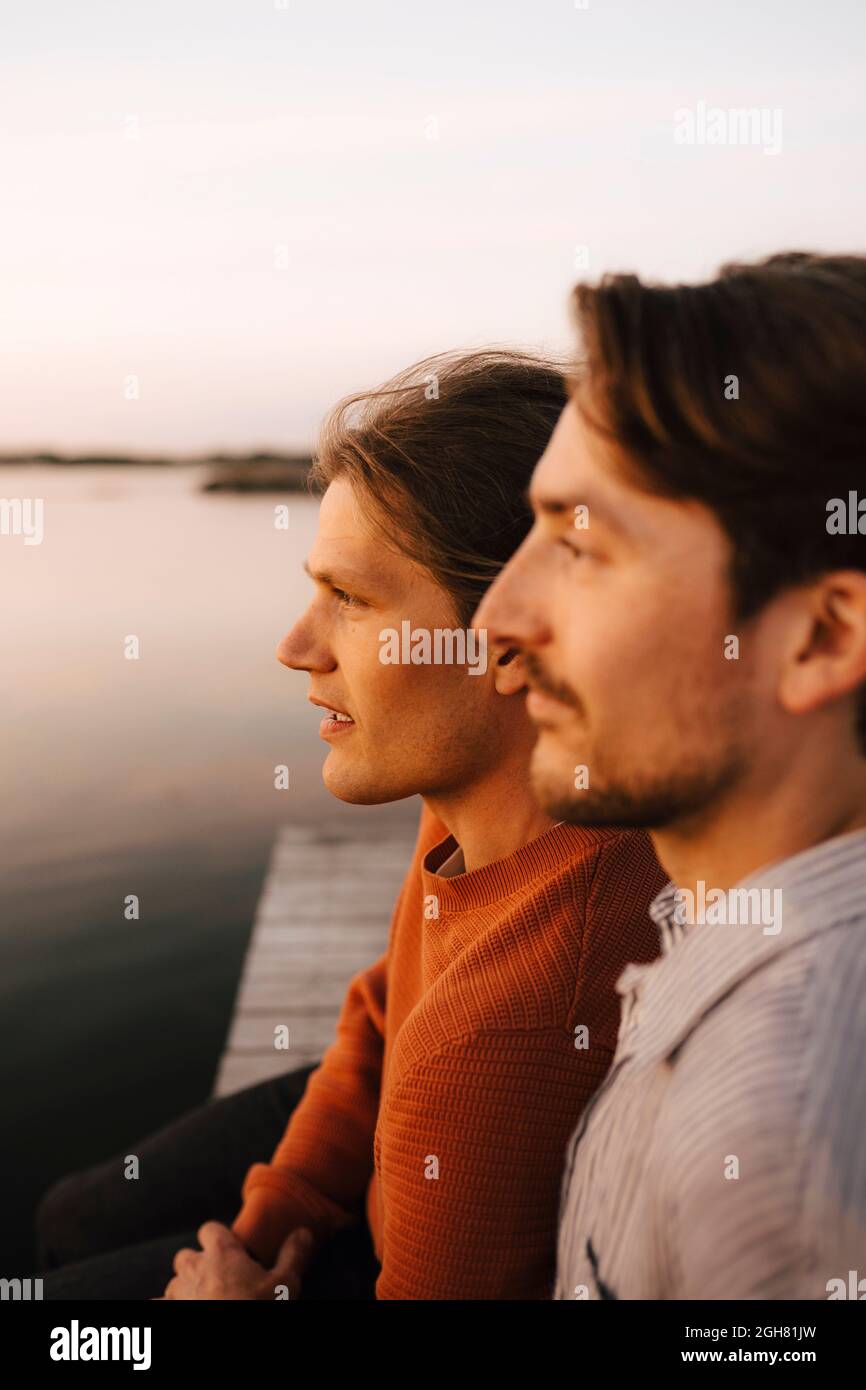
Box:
[212,823,416,1097]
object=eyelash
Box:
[558,539,586,561]
[333,587,364,609]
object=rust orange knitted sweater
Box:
[231,805,665,1298]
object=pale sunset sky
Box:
[3,0,865,452]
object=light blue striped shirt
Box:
[555,826,866,1299]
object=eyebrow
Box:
[524,484,634,539]
[304,558,352,587]
[302,558,376,592]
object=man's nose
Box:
[276,609,335,673]
[473,535,550,650]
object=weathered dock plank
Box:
[212,823,415,1097]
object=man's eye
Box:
[333,587,363,609]
[557,538,586,561]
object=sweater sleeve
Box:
[230,799,449,1269]
[230,948,389,1267]
[374,1027,614,1300]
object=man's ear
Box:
[493,647,528,695]
[778,571,866,722]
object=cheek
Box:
[410,659,480,712]
[333,630,388,717]
[553,592,650,690]
[358,646,433,727]
[552,581,684,704]
[393,662,488,741]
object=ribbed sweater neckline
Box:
[420,820,609,910]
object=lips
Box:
[526,687,569,724]
[310,696,356,737]
[309,697,353,720]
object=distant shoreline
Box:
[0,453,314,492]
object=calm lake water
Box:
[0,465,416,1269]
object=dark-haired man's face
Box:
[474,399,772,830]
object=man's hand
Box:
[155,1222,315,1300]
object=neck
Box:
[424,764,557,873]
[652,744,866,901]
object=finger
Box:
[271,1227,315,1281]
[171,1247,199,1276]
[197,1220,237,1251]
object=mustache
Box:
[521,651,584,712]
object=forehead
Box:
[309,476,439,597]
[532,399,623,502]
[316,474,373,542]
[305,477,389,581]
[531,399,727,565]
[530,398,648,535]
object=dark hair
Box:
[309,348,567,626]
[569,251,866,751]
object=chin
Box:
[530,732,582,814]
[530,771,587,825]
[529,738,640,829]
[531,746,736,831]
[321,756,403,807]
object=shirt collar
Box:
[616,825,866,1062]
[435,843,466,878]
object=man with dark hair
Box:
[36,349,665,1300]
[476,254,866,1299]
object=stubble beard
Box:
[530,725,751,833]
